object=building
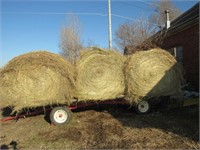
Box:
[124,2,199,90]
[160,2,199,90]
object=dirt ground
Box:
[0,103,199,149]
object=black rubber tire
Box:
[50,107,72,125]
[135,100,151,114]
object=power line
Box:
[135,0,160,7]
[1,12,107,16]
[112,13,159,25]
[1,11,159,25]
[116,1,153,12]
[0,0,164,2]
[112,13,142,21]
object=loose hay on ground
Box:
[75,47,125,101]
[0,51,76,112]
[125,48,184,104]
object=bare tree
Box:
[60,14,84,63]
[115,17,156,51]
[86,39,99,48]
[149,0,182,29]
[115,0,182,53]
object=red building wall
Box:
[161,24,199,90]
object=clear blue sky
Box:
[0,0,198,67]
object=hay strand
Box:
[75,47,125,101]
[125,48,183,103]
[0,51,76,112]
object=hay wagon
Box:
[48,90,198,125]
[0,48,192,126]
[1,90,198,126]
[0,98,151,125]
[49,98,155,125]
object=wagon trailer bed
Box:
[0,99,129,125]
[1,94,198,125]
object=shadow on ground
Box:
[73,103,199,142]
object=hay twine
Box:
[0,51,76,112]
[75,47,125,101]
[125,48,184,103]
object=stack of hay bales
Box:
[75,47,125,101]
[124,48,184,104]
[0,47,184,112]
[0,51,76,112]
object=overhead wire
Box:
[2,11,160,25]
[116,1,153,12]
[1,0,159,25]
[135,0,160,7]
[6,0,176,1]
[1,12,107,16]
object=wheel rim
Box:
[138,101,149,113]
[53,109,68,123]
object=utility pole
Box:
[108,0,112,49]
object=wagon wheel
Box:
[50,107,72,125]
[136,100,151,114]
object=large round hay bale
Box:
[75,47,125,101]
[0,51,76,112]
[125,48,183,103]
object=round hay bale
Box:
[125,48,183,103]
[75,47,125,101]
[0,51,76,112]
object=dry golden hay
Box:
[125,48,184,103]
[0,51,76,112]
[75,47,125,101]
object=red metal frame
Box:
[0,99,128,122]
[0,107,52,122]
[68,99,128,110]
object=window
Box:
[168,46,183,64]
